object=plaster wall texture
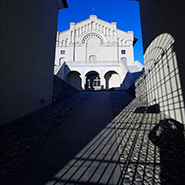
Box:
[1,0,67,125]
[54,15,143,90]
[139,0,185,123]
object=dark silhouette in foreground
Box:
[149,119,185,185]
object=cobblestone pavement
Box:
[111,91,185,185]
[1,91,185,184]
[0,92,92,183]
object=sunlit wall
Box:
[139,0,185,123]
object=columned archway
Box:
[66,71,82,90]
[104,71,120,89]
[85,71,101,90]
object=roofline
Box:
[55,0,68,9]
[133,38,138,45]
[74,15,113,26]
[117,29,128,34]
[62,0,68,8]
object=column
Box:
[81,75,86,89]
[101,75,105,89]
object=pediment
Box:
[57,15,134,46]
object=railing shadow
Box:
[2,91,184,185]
[46,121,123,185]
[135,104,160,113]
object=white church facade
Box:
[54,15,144,90]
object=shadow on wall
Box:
[149,119,185,184]
[144,33,185,124]
[131,70,144,81]
[127,33,185,124]
[135,104,160,113]
[66,71,83,90]
[121,70,144,91]
[126,73,146,101]
[121,72,134,90]
[53,75,79,103]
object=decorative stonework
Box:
[82,33,104,44]
[54,15,144,90]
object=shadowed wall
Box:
[1,0,68,125]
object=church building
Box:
[54,15,144,90]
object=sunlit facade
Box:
[54,15,144,90]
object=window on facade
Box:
[89,55,97,61]
[121,57,127,66]
[93,77,100,87]
[61,50,65,55]
[121,50,126,54]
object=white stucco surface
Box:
[54,15,144,90]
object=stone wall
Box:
[53,75,79,103]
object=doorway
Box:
[85,71,101,90]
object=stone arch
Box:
[104,71,120,89]
[66,71,82,90]
[85,71,101,90]
[86,36,101,61]
[82,33,104,44]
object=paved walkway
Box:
[2,91,123,185]
[1,91,185,185]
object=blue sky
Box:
[57,0,144,65]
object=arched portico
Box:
[104,71,120,89]
[66,71,82,90]
[85,71,101,90]
[57,61,127,90]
